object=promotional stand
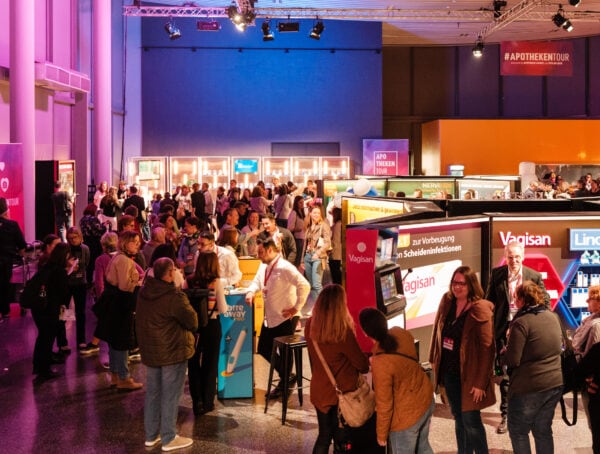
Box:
[218,291,254,399]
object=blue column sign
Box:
[218,292,253,398]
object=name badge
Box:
[443,337,454,351]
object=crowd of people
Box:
[3,170,600,452]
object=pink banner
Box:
[0,144,24,231]
[501,41,573,77]
[345,229,379,351]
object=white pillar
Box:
[10,0,36,241]
[92,0,112,185]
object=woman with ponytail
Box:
[359,308,435,454]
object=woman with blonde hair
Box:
[300,204,331,309]
[306,284,370,453]
[429,265,495,454]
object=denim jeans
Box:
[388,398,435,454]
[108,346,129,380]
[443,372,489,454]
[304,252,324,305]
[508,385,562,454]
[144,361,188,445]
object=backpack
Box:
[183,287,212,328]
[20,268,50,309]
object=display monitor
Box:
[374,264,406,319]
[234,159,259,174]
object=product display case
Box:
[292,157,320,187]
[127,157,167,200]
[262,157,292,186]
[169,156,200,188]
[321,156,350,180]
[199,156,230,189]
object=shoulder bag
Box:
[558,317,581,426]
[311,340,375,428]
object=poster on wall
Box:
[0,144,24,230]
[500,41,573,77]
[362,139,409,176]
[394,218,488,330]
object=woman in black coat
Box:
[31,243,73,380]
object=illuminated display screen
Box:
[380,272,398,301]
[234,159,259,174]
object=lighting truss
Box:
[123,4,600,27]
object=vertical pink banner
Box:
[345,228,379,351]
[0,144,24,231]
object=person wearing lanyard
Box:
[245,237,310,399]
[485,240,550,434]
[429,265,496,454]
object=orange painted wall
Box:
[423,119,600,176]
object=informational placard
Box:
[500,41,573,77]
[0,144,24,230]
[362,139,409,176]
[218,292,253,399]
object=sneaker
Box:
[161,435,193,452]
[128,352,141,362]
[116,377,143,391]
[59,346,72,355]
[497,417,507,434]
[101,361,110,370]
[145,435,161,447]
[79,342,100,356]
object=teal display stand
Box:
[218,292,254,398]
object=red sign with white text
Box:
[501,41,573,77]
[0,144,24,231]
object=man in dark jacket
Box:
[136,257,198,451]
[485,240,550,434]
[260,213,297,264]
[0,197,26,320]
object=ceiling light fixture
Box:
[226,3,255,32]
[262,20,274,41]
[309,20,325,40]
[493,0,508,19]
[164,19,181,40]
[472,38,484,57]
[569,0,581,6]
[553,6,574,32]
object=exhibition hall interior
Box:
[2,1,600,452]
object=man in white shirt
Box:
[245,237,310,398]
[198,232,242,287]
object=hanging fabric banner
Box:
[500,41,573,77]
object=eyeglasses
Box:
[451,281,468,287]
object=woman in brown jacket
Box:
[306,284,370,454]
[429,265,495,454]
[360,307,435,453]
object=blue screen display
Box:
[234,159,258,174]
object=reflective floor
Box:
[0,299,593,453]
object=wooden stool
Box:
[264,334,308,424]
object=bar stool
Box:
[264,334,309,424]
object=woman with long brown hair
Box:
[429,265,495,454]
[182,251,227,415]
[306,284,370,453]
[300,204,331,309]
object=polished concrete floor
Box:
[0,298,594,453]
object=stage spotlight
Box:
[472,39,484,58]
[164,19,181,40]
[569,0,581,6]
[262,20,274,41]
[309,21,325,40]
[493,0,507,19]
[553,9,574,32]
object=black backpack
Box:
[183,287,212,328]
[20,268,50,309]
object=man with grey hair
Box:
[485,240,550,434]
[136,257,198,451]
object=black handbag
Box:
[558,319,581,426]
